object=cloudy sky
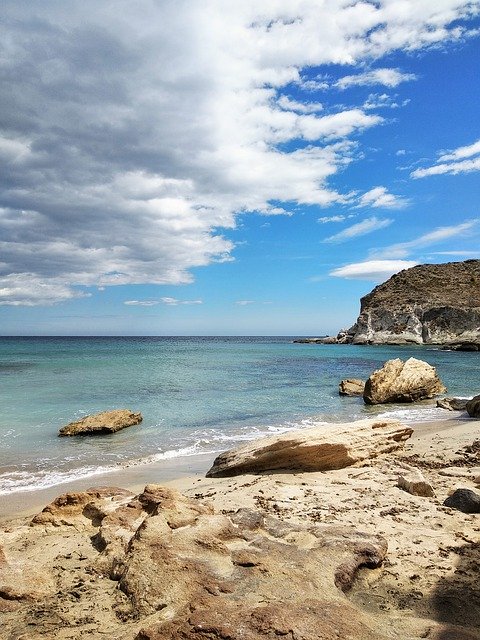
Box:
[1,0,479,335]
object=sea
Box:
[0,336,478,499]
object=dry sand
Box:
[1,414,479,639]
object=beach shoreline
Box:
[0,412,476,523]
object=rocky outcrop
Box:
[363,358,446,405]
[466,395,480,418]
[206,418,413,478]
[58,409,142,436]
[339,378,365,396]
[1,485,389,640]
[316,260,480,346]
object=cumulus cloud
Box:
[356,186,409,209]
[412,137,480,178]
[0,1,478,304]
[323,216,393,243]
[335,68,417,90]
[330,259,418,280]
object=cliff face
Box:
[347,260,480,346]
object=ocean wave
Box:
[375,406,456,422]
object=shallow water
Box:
[0,336,478,496]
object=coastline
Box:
[0,412,476,522]
[1,412,479,638]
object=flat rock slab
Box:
[58,409,142,436]
[363,357,446,405]
[436,397,469,411]
[206,418,413,478]
[339,378,365,396]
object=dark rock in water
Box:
[466,395,480,418]
[436,397,469,411]
[363,357,446,405]
[339,379,365,396]
[58,409,142,436]
[444,488,480,513]
[328,260,480,345]
[444,343,480,351]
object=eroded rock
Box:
[436,397,469,411]
[397,467,435,497]
[58,409,142,436]
[363,358,446,405]
[206,418,413,478]
[339,378,365,396]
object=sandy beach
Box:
[1,412,479,639]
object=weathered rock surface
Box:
[58,409,142,436]
[339,378,365,396]
[444,488,480,513]
[466,395,480,418]
[397,467,435,497]
[436,397,469,411]
[363,357,446,405]
[0,485,389,640]
[317,260,480,346]
[206,418,413,478]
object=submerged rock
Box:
[363,357,446,405]
[205,418,413,478]
[339,378,365,396]
[58,409,142,436]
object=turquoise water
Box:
[0,336,478,495]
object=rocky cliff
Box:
[344,260,480,346]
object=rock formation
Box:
[466,395,480,418]
[319,260,480,345]
[436,397,469,411]
[59,409,142,436]
[339,378,365,396]
[206,418,412,477]
[363,358,446,405]
[0,485,389,640]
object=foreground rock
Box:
[363,357,446,405]
[466,395,480,418]
[59,409,142,436]
[206,418,412,478]
[339,378,365,396]
[397,467,435,497]
[436,397,469,411]
[444,488,480,513]
[309,260,480,346]
[0,485,389,640]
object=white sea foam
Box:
[375,406,455,423]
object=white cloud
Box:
[0,1,478,304]
[124,298,202,307]
[412,156,480,178]
[356,186,408,209]
[323,216,393,243]
[335,68,417,90]
[371,220,479,259]
[412,137,480,178]
[438,138,480,162]
[318,215,346,224]
[330,259,418,280]
[277,95,323,113]
[236,300,255,306]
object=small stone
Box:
[443,488,480,513]
[397,468,435,497]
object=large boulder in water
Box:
[58,409,142,436]
[363,358,446,405]
[205,418,413,478]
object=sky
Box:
[1,0,479,336]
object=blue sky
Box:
[0,1,479,335]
